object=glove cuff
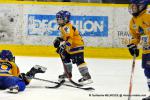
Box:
[127,43,137,49]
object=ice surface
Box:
[0,56,149,100]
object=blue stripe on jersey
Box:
[70,46,84,52]
[0,72,10,74]
[66,42,71,46]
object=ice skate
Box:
[78,73,93,85]
[8,85,19,94]
[26,65,47,78]
[58,72,72,82]
[142,96,150,100]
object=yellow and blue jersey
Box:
[0,59,20,77]
[58,22,84,54]
[129,10,150,54]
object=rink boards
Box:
[0,44,141,59]
[0,1,143,59]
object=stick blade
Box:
[46,80,65,88]
[82,87,95,91]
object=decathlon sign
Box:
[28,14,108,37]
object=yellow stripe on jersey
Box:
[0,74,13,76]
[143,50,150,54]
[78,63,87,68]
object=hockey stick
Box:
[59,54,83,87]
[33,77,94,91]
[128,54,136,100]
[33,77,65,88]
[47,82,95,90]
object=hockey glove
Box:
[53,37,64,48]
[19,73,30,85]
[127,43,139,57]
[56,43,66,55]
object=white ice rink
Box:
[0,56,149,100]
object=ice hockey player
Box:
[127,0,150,99]
[0,50,46,93]
[53,10,93,85]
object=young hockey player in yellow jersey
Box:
[127,0,150,100]
[0,50,46,93]
[53,10,93,85]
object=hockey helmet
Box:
[56,10,71,25]
[128,0,149,16]
[0,50,15,62]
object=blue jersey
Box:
[0,60,25,91]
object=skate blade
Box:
[7,89,19,94]
[79,79,93,85]
[58,78,71,84]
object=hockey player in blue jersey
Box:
[0,50,46,93]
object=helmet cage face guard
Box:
[56,13,64,26]
[56,14,63,20]
[56,16,68,23]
